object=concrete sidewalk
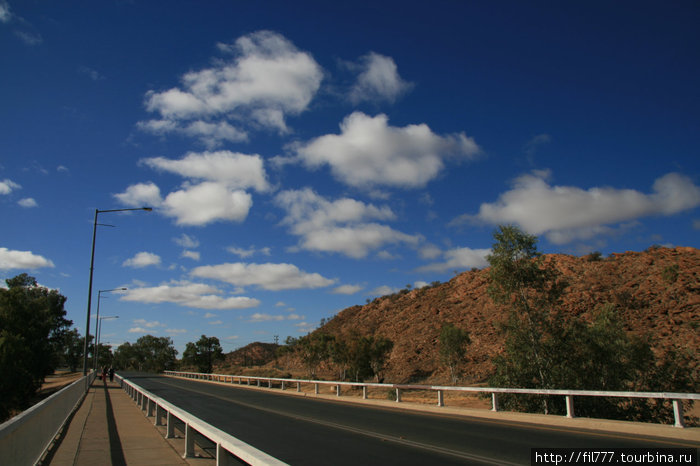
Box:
[45,378,193,465]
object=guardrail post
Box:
[395,388,401,402]
[673,399,685,427]
[166,411,175,438]
[437,390,444,407]
[281,381,286,390]
[297,382,301,392]
[491,393,499,412]
[565,395,575,418]
[314,383,319,394]
[184,423,195,458]
[363,386,368,399]
[268,379,272,388]
[336,384,341,396]
[155,404,164,426]
[147,398,155,417]
[257,379,261,387]
[217,443,235,466]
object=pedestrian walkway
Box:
[45,378,190,465]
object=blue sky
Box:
[1,1,699,354]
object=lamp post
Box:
[82,207,152,375]
[94,288,126,371]
[96,315,119,370]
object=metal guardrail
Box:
[165,370,698,428]
[116,374,288,465]
[0,372,96,466]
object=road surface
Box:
[120,373,697,465]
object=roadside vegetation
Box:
[486,225,697,424]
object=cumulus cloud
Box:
[227,245,271,258]
[113,182,163,208]
[181,250,200,261]
[122,251,162,268]
[18,197,37,208]
[190,262,335,291]
[137,119,248,148]
[292,112,480,189]
[275,187,421,258]
[121,280,260,310]
[249,312,304,323]
[464,171,700,244]
[173,234,199,249]
[0,178,20,195]
[161,182,252,226]
[332,284,363,295]
[349,52,412,104]
[141,151,269,192]
[417,247,491,272]
[139,30,323,145]
[0,247,54,270]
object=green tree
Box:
[439,323,470,384]
[113,335,177,372]
[61,328,86,372]
[367,336,393,383]
[487,226,697,423]
[182,335,224,373]
[296,333,333,378]
[0,274,72,421]
[486,225,567,414]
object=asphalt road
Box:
[121,373,696,465]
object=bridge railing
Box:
[0,371,96,465]
[116,374,288,465]
[164,370,698,428]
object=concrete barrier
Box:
[0,372,95,465]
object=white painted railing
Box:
[0,372,96,466]
[165,370,698,428]
[116,374,288,465]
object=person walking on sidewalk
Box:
[109,367,114,382]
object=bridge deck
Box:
[45,378,196,465]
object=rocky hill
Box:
[221,247,699,385]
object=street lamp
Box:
[94,288,126,371]
[96,315,119,370]
[82,206,152,375]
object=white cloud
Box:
[173,234,199,248]
[113,182,163,208]
[141,151,269,192]
[122,251,162,268]
[0,247,54,270]
[181,250,200,261]
[349,52,412,104]
[0,178,20,195]
[128,327,148,334]
[368,285,400,296]
[78,65,104,81]
[467,171,700,244]
[275,187,421,258]
[162,182,252,226]
[133,318,164,328]
[191,262,335,291]
[227,245,271,258]
[293,112,480,189]
[140,30,323,144]
[417,247,491,272]
[121,280,260,310]
[332,284,363,295]
[249,312,304,323]
[138,119,248,148]
[18,197,37,208]
[166,328,187,334]
[0,1,12,23]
